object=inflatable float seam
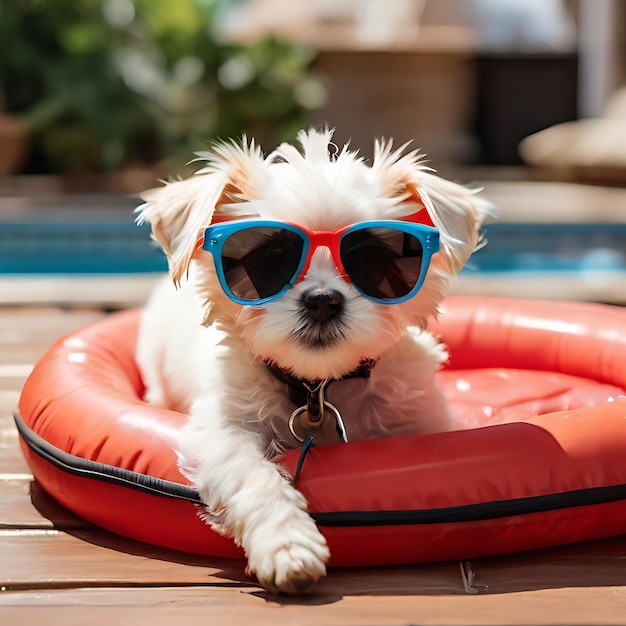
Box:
[14,410,626,527]
[13,410,200,504]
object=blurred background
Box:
[1,0,626,306]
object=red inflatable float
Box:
[14,296,626,567]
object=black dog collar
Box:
[264,358,375,410]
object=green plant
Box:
[0,0,323,174]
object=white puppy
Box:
[136,128,495,594]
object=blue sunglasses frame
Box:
[202,218,440,306]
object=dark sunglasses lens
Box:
[221,227,304,301]
[341,227,424,300]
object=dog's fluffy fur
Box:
[136,128,495,594]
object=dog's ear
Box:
[137,138,267,286]
[372,140,497,274]
[137,173,229,285]
[405,172,497,274]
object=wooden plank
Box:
[0,376,30,391]
[0,528,465,593]
[0,276,159,308]
[0,308,107,339]
[0,446,32,475]
[0,529,248,589]
[464,535,626,594]
[0,585,625,626]
[0,390,21,412]
[0,343,50,364]
[0,392,21,446]
[0,478,91,530]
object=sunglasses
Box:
[201,218,440,306]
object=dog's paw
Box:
[245,517,330,594]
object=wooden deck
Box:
[2,304,626,625]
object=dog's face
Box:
[138,129,495,381]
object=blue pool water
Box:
[467,223,626,275]
[0,221,168,274]
[1,221,625,275]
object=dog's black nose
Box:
[301,288,344,323]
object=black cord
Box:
[293,435,316,484]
